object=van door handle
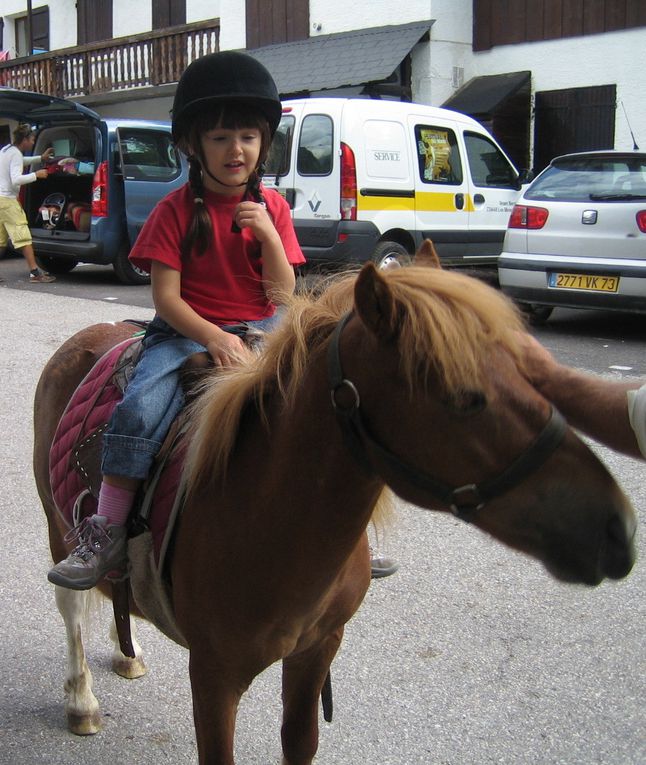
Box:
[473,193,485,205]
[454,193,464,210]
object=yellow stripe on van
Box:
[415,191,475,212]
[357,192,474,213]
[358,195,415,212]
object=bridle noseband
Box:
[327,312,567,522]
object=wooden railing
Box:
[0,19,220,97]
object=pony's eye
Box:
[448,390,487,415]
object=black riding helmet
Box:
[171,51,282,144]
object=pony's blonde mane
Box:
[183,266,525,495]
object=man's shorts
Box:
[0,196,32,249]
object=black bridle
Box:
[327,312,567,522]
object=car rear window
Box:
[525,156,646,202]
[117,128,182,181]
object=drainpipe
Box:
[27,0,34,55]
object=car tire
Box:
[36,255,78,274]
[519,303,554,325]
[113,244,151,285]
[371,241,412,270]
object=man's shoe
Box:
[47,516,127,590]
[29,268,56,283]
[370,547,399,579]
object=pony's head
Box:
[184,262,635,585]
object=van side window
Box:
[297,115,333,176]
[415,125,463,185]
[117,129,182,182]
[464,132,517,188]
[266,115,294,177]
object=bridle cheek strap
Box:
[328,312,567,522]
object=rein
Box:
[327,312,567,522]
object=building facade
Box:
[0,1,643,172]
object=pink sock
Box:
[96,483,137,526]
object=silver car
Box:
[498,150,646,322]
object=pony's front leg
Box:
[109,615,147,679]
[189,651,244,765]
[54,585,101,735]
[281,630,344,765]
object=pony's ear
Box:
[413,238,442,268]
[354,262,399,340]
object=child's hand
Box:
[205,330,251,367]
[233,201,278,243]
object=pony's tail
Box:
[180,156,214,260]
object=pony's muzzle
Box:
[601,511,637,580]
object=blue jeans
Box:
[101,313,280,479]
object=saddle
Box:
[49,328,217,649]
[50,332,217,552]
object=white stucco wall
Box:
[187,0,221,25]
[308,0,431,36]
[471,28,645,152]
[216,0,246,50]
[113,2,151,38]
[415,0,472,105]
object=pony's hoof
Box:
[67,710,102,736]
[112,655,147,679]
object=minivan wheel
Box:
[36,255,78,274]
[113,245,150,285]
[372,241,412,270]
[518,303,554,325]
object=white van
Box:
[264,98,522,273]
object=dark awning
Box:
[248,21,432,96]
[442,71,531,118]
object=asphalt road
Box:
[0,265,644,764]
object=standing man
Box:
[0,123,56,283]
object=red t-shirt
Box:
[129,184,305,325]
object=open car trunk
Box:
[25,123,96,244]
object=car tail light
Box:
[91,160,109,218]
[340,142,357,221]
[637,210,646,233]
[508,204,549,229]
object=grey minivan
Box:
[0,88,188,284]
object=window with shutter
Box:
[152,0,187,30]
[77,0,113,45]
[14,6,50,56]
[246,0,309,49]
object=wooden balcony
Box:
[0,19,220,98]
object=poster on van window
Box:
[417,128,453,182]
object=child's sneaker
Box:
[47,516,127,590]
[29,268,56,283]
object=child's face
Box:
[199,126,262,195]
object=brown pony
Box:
[34,261,636,765]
